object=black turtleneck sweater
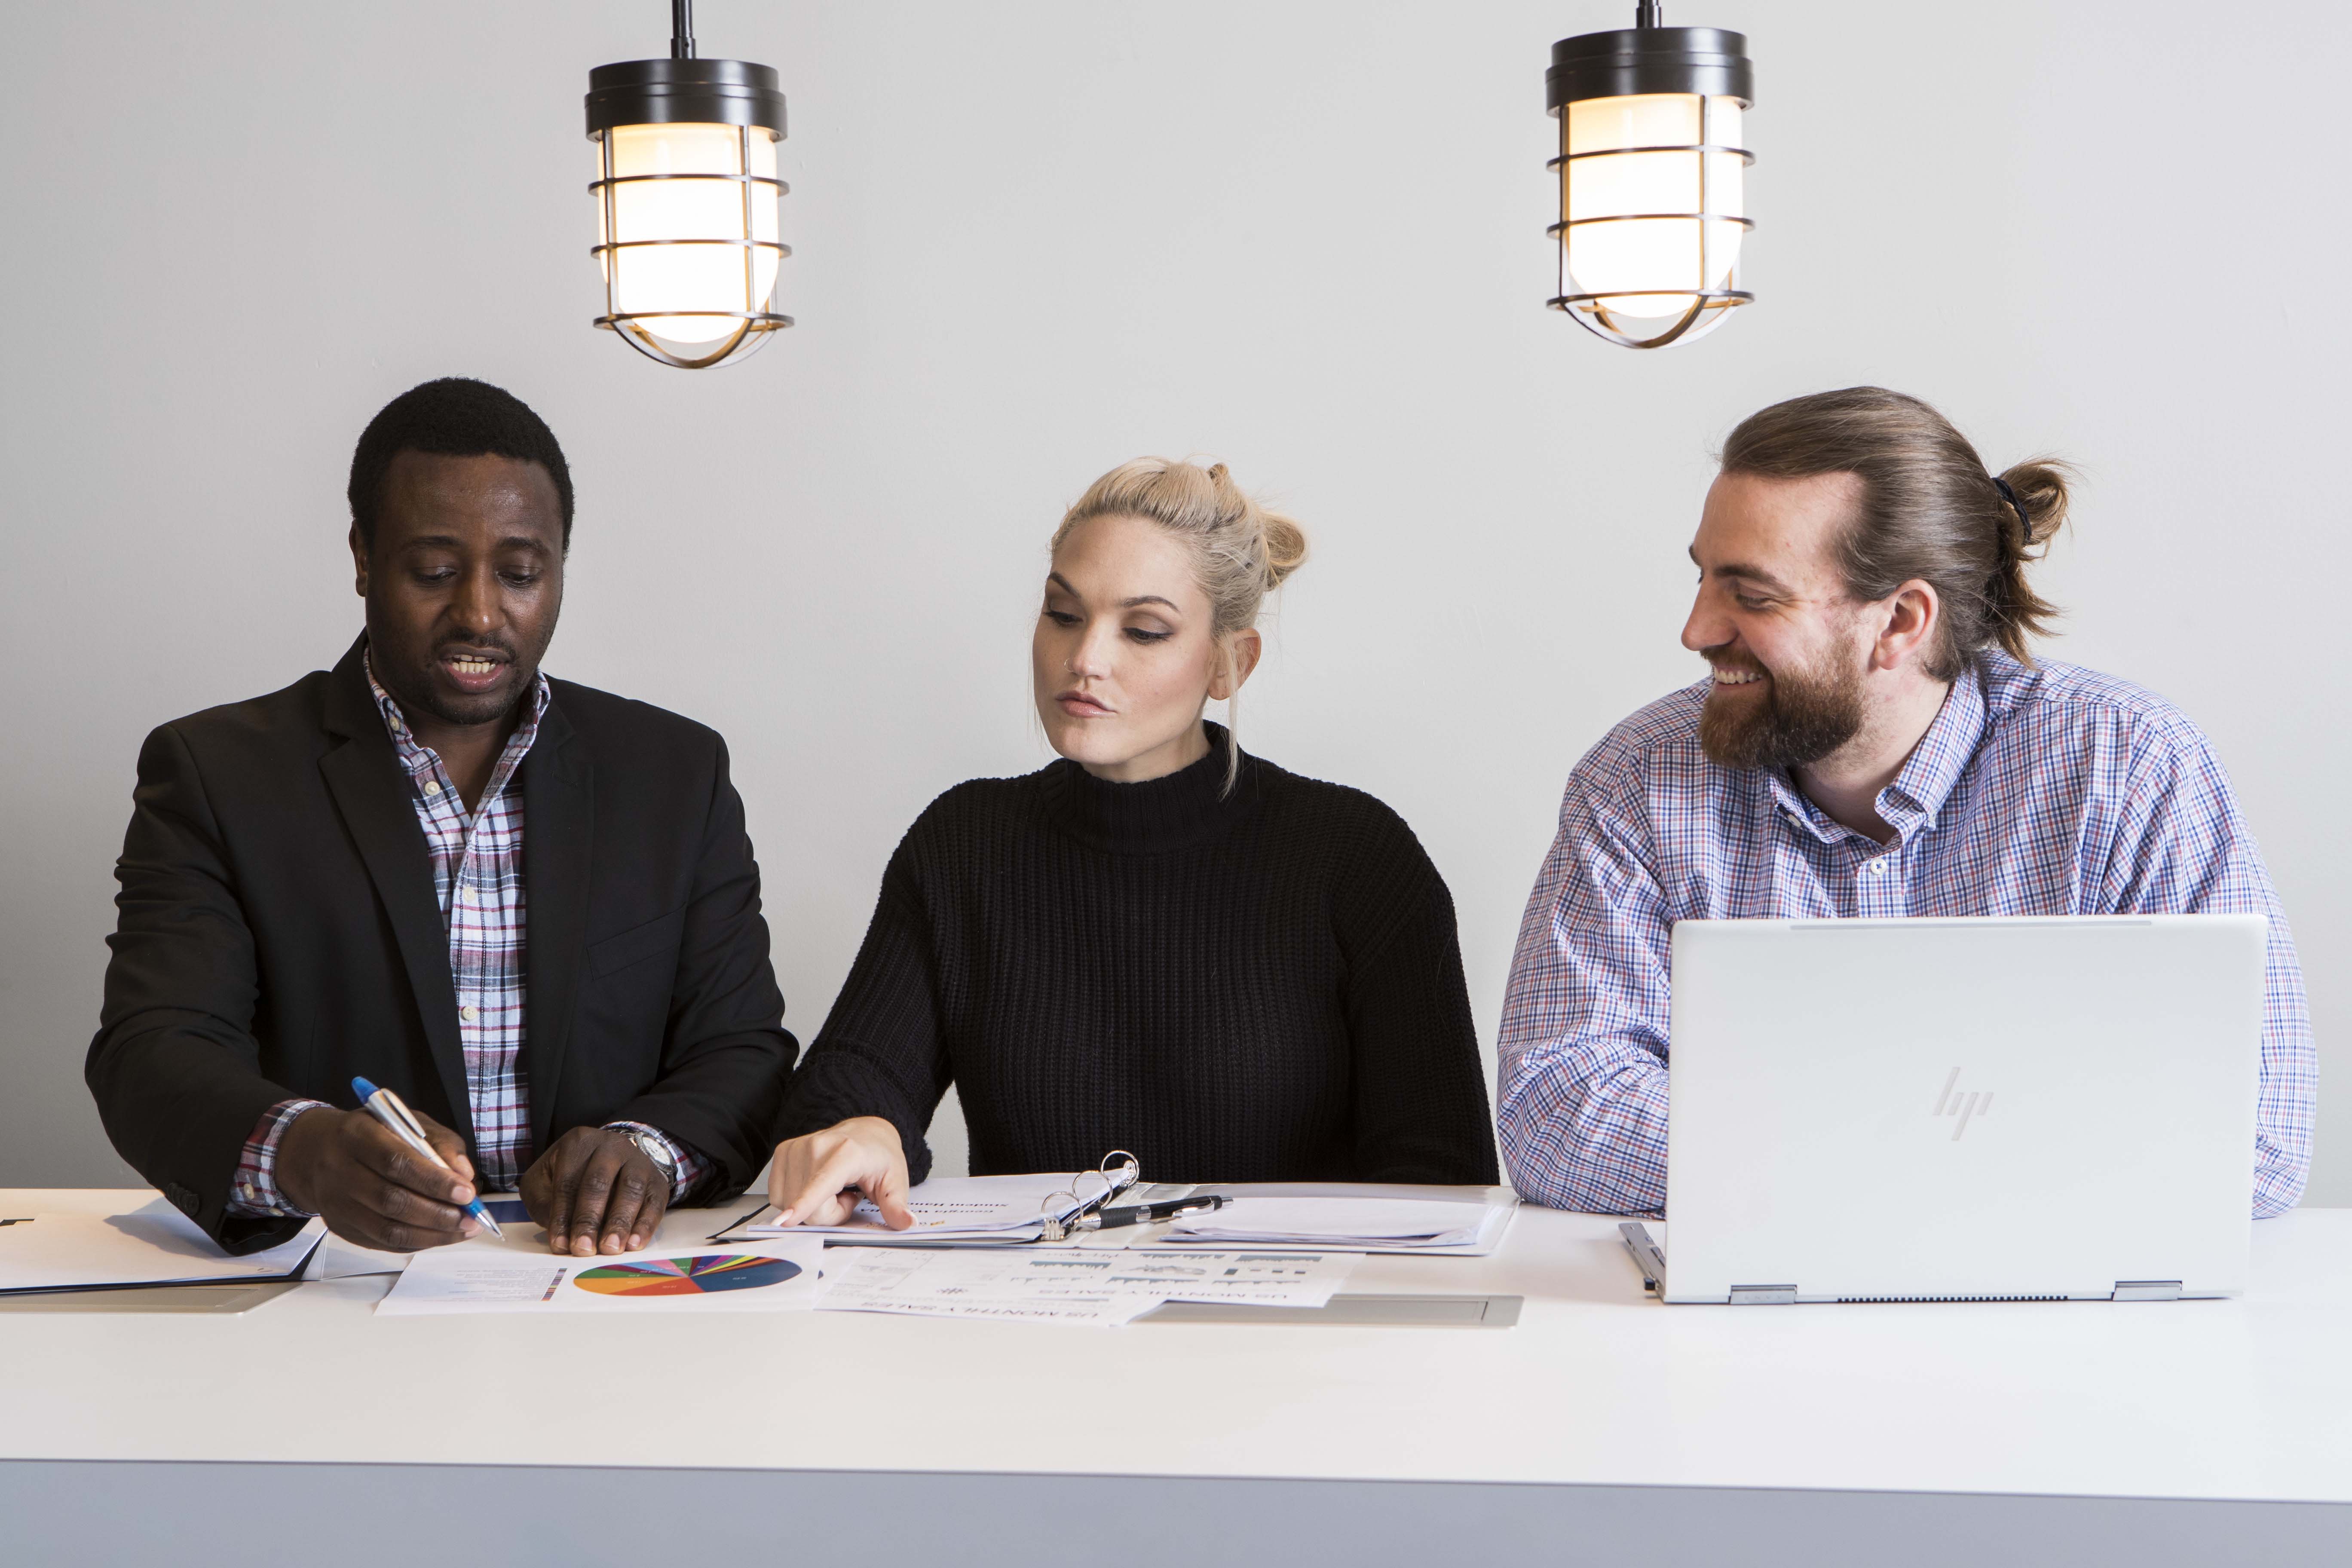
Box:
[775,727,1498,1186]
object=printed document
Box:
[1165,1197,1483,1246]
[814,1247,1354,1325]
[726,1173,1089,1243]
[816,1247,1159,1324]
[0,1204,323,1295]
[1084,1250,1356,1308]
[1152,1184,1519,1256]
[377,1232,826,1316]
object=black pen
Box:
[1082,1194,1227,1231]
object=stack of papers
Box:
[1165,1197,1484,1247]
[1151,1183,1518,1256]
[815,1247,1356,1326]
[0,1204,325,1296]
[712,1176,1519,1257]
[721,1173,1090,1245]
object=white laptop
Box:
[1638,915,2266,1305]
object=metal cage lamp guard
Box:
[1547,1,1754,349]
[586,0,790,369]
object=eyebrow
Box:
[1687,544,1794,596]
[399,534,552,553]
[1047,572,1181,612]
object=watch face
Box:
[630,1132,677,1175]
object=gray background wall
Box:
[3,1,2343,1197]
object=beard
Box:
[1698,643,1866,771]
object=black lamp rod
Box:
[1635,0,1662,25]
[671,0,696,60]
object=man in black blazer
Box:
[89,378,795,1256]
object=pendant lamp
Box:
[586,0,790,368]
[1547,1,1753,349]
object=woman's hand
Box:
[766,1117,915,1228]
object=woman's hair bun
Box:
[1259,510,1308,589]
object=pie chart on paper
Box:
[571,1253,802,1297]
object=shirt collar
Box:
[1764,665,1991,846]
[362,647,551,790]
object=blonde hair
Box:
[1051,457,1309,792]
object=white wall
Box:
[3,1,2344,1197]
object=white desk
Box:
[4,1188,2347,1567]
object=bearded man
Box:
[1496,386,2313,1219]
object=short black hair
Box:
[347,377,575,550]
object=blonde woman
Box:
[766,459,1496,1226]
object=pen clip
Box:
[373,1086,436,1149]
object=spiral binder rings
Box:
[1035,1150,1141,1240]
[707,1150,1145,1246]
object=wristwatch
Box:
[619,1127,682,1194]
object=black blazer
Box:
[88,637,796,1252]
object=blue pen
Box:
[350,1077,502,1238]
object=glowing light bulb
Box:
[1562,95,1744,320]
[598,123,782,343]
[1545,13,1754,350]
[585,43,791,370]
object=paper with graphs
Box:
[814,1247,1354,1326]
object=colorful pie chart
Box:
[572,1253,802,1297]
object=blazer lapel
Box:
[316,639,473,1140]
[521,695,592,1156]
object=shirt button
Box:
[423,780,441,795]
[460,1004,479,1022]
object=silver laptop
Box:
[1641,915,2266,1305]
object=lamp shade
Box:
[1547,14,1753,349]
[587,57,790,368]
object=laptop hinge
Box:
[1728,1283,1799,1305]
[2112,1280,2182,1302]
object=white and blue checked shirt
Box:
[1496,652,2315,1220]
[227,656,706,1216]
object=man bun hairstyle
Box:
[1053,456,1309,791]
[1719,386,2071,680]
[348,377,576,551]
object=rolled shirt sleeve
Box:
[226,1098,333,1218]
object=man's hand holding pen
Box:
[277,1106,481,1252]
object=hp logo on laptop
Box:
[1932,1068,1992,1140]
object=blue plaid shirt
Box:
[1497,652,2315,1220]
